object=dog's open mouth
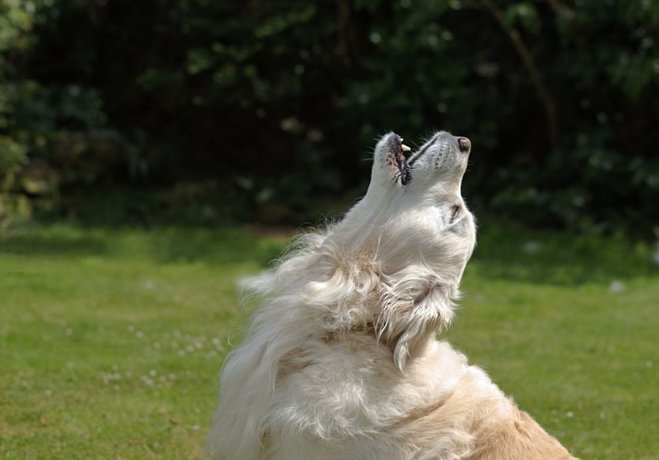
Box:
[391,134,412,185]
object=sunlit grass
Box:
[0,222,657,459]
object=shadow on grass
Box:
[146,227,286,267]
[473,223,657,285]
[0,231,109,257]
[0,225,287,269]
[0,222,655,285]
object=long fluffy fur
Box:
[208,132,576,459]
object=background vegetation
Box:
[1,0,658,233]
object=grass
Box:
[0,222,657,459]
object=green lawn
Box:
[0,223,657,459]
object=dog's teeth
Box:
[401,144,411,152]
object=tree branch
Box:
[480,0,557,147]
[546,0,573,19]
[336,0,352,66]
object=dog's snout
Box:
[457,137,471,153]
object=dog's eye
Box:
[400,167,411,185]
[449,205,461,223]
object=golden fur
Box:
[207,132,577,459]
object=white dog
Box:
[208,131,576,459]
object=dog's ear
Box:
[376,273,456,371]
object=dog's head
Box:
[342,130,476,273]
[336,131,477,369]
[370,131,471,195]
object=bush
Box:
[1,0,657,234]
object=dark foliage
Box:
[1,0,658,234]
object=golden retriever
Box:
[208,131,577,459]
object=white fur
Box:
[207,132,575,460]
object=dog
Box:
[208,131,576,459]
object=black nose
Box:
[457,137,471,153]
